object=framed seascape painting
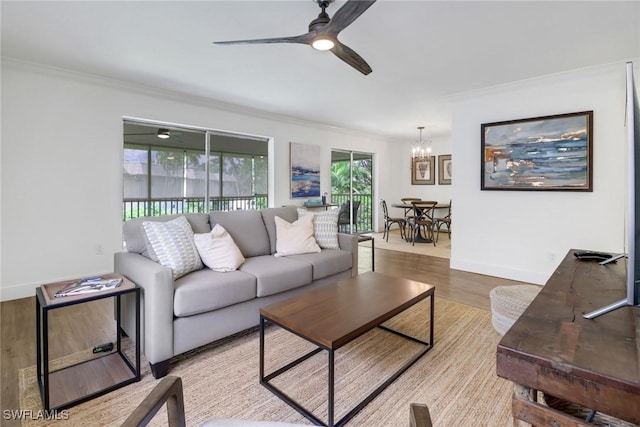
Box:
[290,142,321,198]
[438,154,452,185]
[481,111,593,191]
[411,156,435,185]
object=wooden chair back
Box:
[411,200,438,224]
[401,197,421,204]
[123,376,434,427]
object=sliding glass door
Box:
[330,150,373,233]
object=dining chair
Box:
[337,200,361,233]
[433,200,452,243]
[409,201,438,246]
[400,198,421,236]
[400,197,421,203]
[380,199,406,242]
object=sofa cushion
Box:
[288,249,353,280]
[274,215,321,256]
[142,216,203,280]
[209,210,270,258]
[297,208,340,250]
[261,207,298,254]
[194,224,245,272]
[123,213,210,256]
[174,269,257,317]
[239,255,312,297]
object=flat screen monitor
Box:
[584,61,640,319]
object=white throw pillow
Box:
[274,214,321,256]
[142,216,203,280]
[297,207,340,250]
[194,224,245,272]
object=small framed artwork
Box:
[481,110,593,191]
[290,142,321,198]
[438,155,452,185]
[411,156,435,185]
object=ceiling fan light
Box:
[157,128,171,139]
[312,38,334,51]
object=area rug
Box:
[19,297,511,427]
[363,230,451,259]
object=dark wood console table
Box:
[496,249,640,426]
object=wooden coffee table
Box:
[259,271,435,427]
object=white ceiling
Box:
[2,1,639,141]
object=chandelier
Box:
[411,126,432,161]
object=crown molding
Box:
[1,56,389,142]
[446,59,640,103]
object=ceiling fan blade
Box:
[331,41,372,75]
[214,33,314,46]
[324,0,376,36]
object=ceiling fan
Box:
[124,127,190,144]
[214,0,376,75]
[125,128,174,139]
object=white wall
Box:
[396,135,452,203]
[377,135,452,229]
[0,60,393,301]
[2,58,635,300]
[450,62,634,284]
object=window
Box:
[123,121,268,220]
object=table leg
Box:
[328,349,335,427]
[259,316,265,382]
[357,235,375,272]
[371,238,375,271]
[42,304,50,410]
[411,226,434,244]
[513,383,534,427]
[429,293,435,346]
[511,383,594,427]
[116,294,122,353]
[135,290,141,378]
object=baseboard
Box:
[1,282,39,301]
[450,258,549,285]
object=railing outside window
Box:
[330,193,373,233]
[123,195,268,221]
[124,194,371,229]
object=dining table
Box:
[391,202,450,243]
[392,202,449,214]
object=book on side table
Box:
[40,273,133,306]
[54,276,122,297]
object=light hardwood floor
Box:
[0,248,530,426]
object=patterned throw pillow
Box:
[297,207,340,250]
[142,216,203,280]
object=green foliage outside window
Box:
[331,159,372,194]
[331,158,373,232]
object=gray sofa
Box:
[114,206,358,378]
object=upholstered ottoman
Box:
[490,285,541,335]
